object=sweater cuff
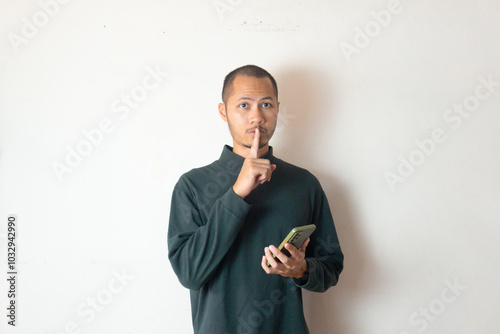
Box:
[293,259,316,289]
[218,187,252,220]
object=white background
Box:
[1,0,499,333]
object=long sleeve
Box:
[294,187,344,292]
[167,175,251,290]
[167,146,344,333]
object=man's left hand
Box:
[261,238,310,279]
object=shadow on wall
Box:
[277,66,369,334]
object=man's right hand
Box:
[232,128,277,199]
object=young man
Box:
[168,65,343,334]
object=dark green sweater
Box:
[168,145,343,334]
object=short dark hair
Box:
[222,65,278,104]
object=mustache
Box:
[248,127,266,133]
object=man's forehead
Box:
[230,75,276,99]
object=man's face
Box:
[219,75,279,157]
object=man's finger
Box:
[269,245,290,265]
[284,238,309,258]
[284,243,299,257]
[261,255,272,273]
[299,238,310,252]
[268,164,277,182]
[249,128,260,158]
[264,247,279,268]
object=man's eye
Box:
[239,103,248,108]
[262,102,271,108]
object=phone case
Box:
[267,224,316,266]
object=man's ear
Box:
[277,101,280,115]
[218,103,228,122]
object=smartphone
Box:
[267,224,316,266]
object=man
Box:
[168,65,343,334]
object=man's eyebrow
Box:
[236,96,274,102]
[236,97,253,101]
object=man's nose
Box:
[249,105,265,124]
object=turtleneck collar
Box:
[216,145,276,172]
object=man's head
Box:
[221,65,278,105]
[219,65,280,158]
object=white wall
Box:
[1,0,499,333]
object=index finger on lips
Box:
[249,128,260,158]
